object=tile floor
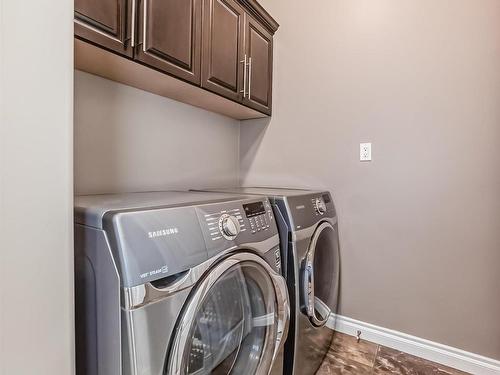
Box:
[316,332,470,374]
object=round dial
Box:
[314,198,327,215]
[219,214,241,239]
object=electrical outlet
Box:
[360,143,372,161]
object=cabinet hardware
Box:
[130,0,136,47]
[143,0,147,52]
[248,56,252,99]
[240,54,247,98]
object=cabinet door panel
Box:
[136,0,202,84]
[201,0,245,101]
[75,0,132,56]
[244,15,273,115]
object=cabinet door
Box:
[201,0,245,101]
[136,0,202,84]
[75,0,132,57]
[244,15,273,115]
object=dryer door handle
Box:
[314,297,331,323]
[302,221,336,327]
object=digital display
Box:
[243,201,266,218]
[322,194,331,204]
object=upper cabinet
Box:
[75,0,132,57]
[74,0,279,119]
[243,15,273,115]
[136,0,202,84]
[201,0,246,102]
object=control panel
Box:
[287,192,336,230]
[243,200,273,234]
[312,193,331,216]
[203,207,246,241]
[199,198,276,248]
[196,198,279,259]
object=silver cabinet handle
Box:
[143,0,148,52]
[240,54,247,98]
[248,56,252,99]
[130,0,136,47]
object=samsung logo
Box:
[148,227,179,238]
[295,205,305,210]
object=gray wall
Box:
[0,1,74,374]
[74,71,240,195]
[241,0,500,359]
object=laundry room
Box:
[1,1,500,375]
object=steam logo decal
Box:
[140,265,169,279]
[148,227,179,238]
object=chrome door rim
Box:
[167,252,289,375]
[302,222,339,327]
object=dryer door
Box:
[167,252,289,375]
[301,222,340,327]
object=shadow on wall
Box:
[74,70,240,195]
[239,118,271,185]
[239,117,329,189]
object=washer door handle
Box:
[270,271,290,368]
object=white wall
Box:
[74,71,240,195]
[241,0,500,360]
[0,1,74,374]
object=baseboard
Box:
[327,314,500,375]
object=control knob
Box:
[219,214,241,239]
[314,198,327,215]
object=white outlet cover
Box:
[360,143,372,161]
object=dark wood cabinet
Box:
[201,0,246,101]
[135,0,202,84]
[74,0,278,118]
[243,15,273,115]
[75,0,132,57]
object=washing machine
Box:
[74,191,290,375]
[194,188,340,375]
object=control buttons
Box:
[314,197,327,215]
[218,214,241,240]
[249,213,271,234]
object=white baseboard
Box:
[327,314,500,375]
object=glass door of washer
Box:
[167,252,289,375]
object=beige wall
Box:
[74,71,240,195]
[0,1,74,374]
[241,0,500,359]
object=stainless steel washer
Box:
[193,188,340,375]
[74,191,289,375]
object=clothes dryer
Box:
[194,188,340,375]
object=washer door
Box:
[167,252,289,375]
[302,222,340,327]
